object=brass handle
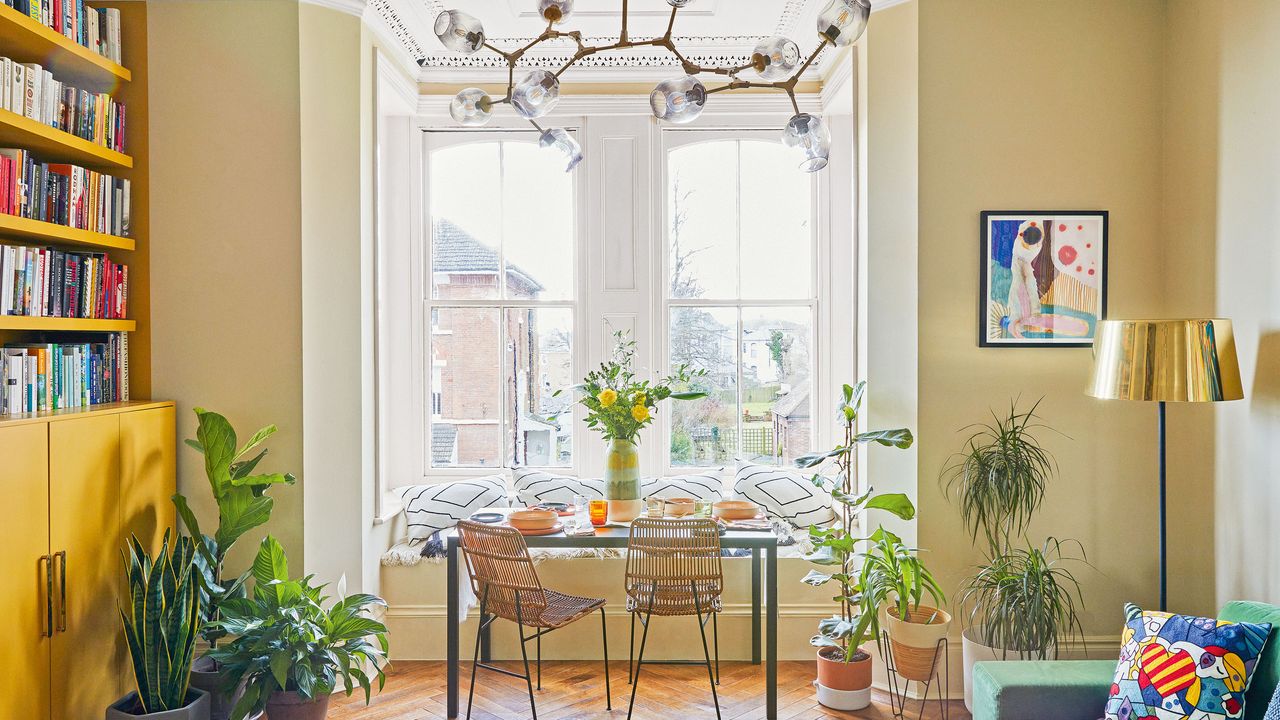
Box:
[38,555,53,638]
[54,551,67,632]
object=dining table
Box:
[443,509,782,718]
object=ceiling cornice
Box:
[417,90,823,118]
[299,0,368,17]
[871,0,913,13]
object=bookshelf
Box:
[0,1,150,415]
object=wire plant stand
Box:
[878,632,950,720]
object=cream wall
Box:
[147,0,306,570]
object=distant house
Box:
[431,219,565,467]
[771,379,811,464]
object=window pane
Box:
[503,143,575,301]
[506,307,573,467]
[740,141,812,300]
[670,306,738,467]
[430,143,502,301]
[668,142,738,300]
[431,307,502,467]
[743,306,814,464]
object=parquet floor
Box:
[330,661,970,720]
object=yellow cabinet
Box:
[0,423,51,720]
[0,401,174,720]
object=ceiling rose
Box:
[429,0,871,172]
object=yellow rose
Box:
[597,389,618,407]
[634,393,647,405]
[631,404,650,422]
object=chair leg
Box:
[600,606,612,711]
[692,581,722,720]
[712,609,720,685]
[466,587,489,720]
[536,631,542,691]
[515,591,538,720]
[627,584,658,720]
[628,610,635,684]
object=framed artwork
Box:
[980,210,1108,347]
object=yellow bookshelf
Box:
[0,108,132,170]
[0,4,130,88]
[0,213,134,251]
[0,316,134,332]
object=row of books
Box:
[0,243,128,319]
[3,0,123,64]
[1,58,125,152]
[0,148,130,235]
[1,334,127,414]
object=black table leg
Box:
[752,547,761,665]
[766,543,777,719]
[448,537,459,718]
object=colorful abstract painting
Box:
[980,211,1108,347]
[1104,604,1272,720]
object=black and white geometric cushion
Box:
[398,475,509,541]
[646,471,726,501]
[513,468,605,506]
[734,463,835,527]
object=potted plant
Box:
[941,402,1086,709]
[860,527,948,683]
[558,331,704,522]
[797,382,916,710]
[109,531,210,719]
[209,536,390,720]
[173,408,296,720]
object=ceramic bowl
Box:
[508,508,559,531]
[712,500,759,520]
[664,497,697,516]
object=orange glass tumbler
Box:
[589,499,608,526]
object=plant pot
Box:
[960,625,1055,711]
[264,691,330,720]
[189,654,232,720]
[604,438,643,523]
[885,604,952,682]
[814,646,872,710]
[106,688,211,719]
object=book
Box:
[0,60,126,153]
[5,1,123,63]
[0,149,130,235]
[0,337,125,414]
[0,242,127,319]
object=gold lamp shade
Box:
[1088,319,1243,402]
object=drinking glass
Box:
[589,499,608,527]
[646,496,667,518]
[694,499,713,518]
[571,494,590,531]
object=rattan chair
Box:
[457,520,610,720]
[624,517,724,720]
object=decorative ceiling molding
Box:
[370,0,430,60]
[417,91,823,118]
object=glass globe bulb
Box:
[666,0,695,6]
[753,36,801,81]
[511,70,561,119]
[434,10,486,54]
[650,75,707,124]
[817,0,871,47]
[782,113,831,172]
[449,88,493,127]
[537,0,574,23]
[540,128,583,172]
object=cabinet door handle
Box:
[38,555,53,638]
[54,550,67,633]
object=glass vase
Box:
[604,438,643,523]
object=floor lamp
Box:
[1087,319,1243,612]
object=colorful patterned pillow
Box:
[1105,603,1272,720]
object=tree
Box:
[767,329,794,379]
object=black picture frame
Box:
[979,210,1109,348]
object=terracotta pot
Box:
[815,646,872,711]
[885,605,952,682]
[264,691,329,720]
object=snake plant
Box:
[119,530,203,713]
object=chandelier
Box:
[430,0,871,172]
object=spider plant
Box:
[958,538,1086,659]
[941,400,1055,555]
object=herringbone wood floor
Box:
[329,661,970,720]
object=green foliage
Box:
[172,407,297,646]
[859,527,946,625]
[959,538,1086,659]
[208,537,390,720]
[119,530,203,714]
[555,331,706,442]
[799,381,916,662]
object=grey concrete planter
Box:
[105,688,210,719]
[189,655,231,720]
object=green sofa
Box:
[972,601,1280,720]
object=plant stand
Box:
[879,631,949,720]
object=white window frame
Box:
[420,127,588,479]
[655,128,832,474]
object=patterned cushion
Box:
[513,468,605,506]
[646,471,726,501]
[733,462,835,527]
[398,475,509,541]
[1105,603,1273,720]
